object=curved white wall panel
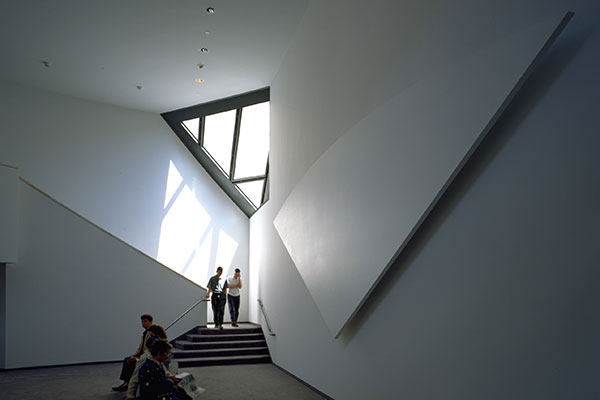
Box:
[274,12,571,338]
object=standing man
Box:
[112,313,153,392]
[227,268,242,327]
[206,266,228,329]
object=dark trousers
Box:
[119,357,136,382]
[211,292,226,326]
[227,294,240,323]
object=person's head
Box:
[148,324,167,339]
[140,314,153,330]
[234,268,241,279]
[216,266,223,277]
[149,339,171,363]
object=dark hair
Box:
[216,266,223,272]
[148,324,167,339]
[234,268,240,273]
[140,314,153,322]
[149,339,171,356]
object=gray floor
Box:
[0,362,327,400]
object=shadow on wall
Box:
[156,159,241,287]
[337,20,591,346]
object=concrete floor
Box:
[0,362,328,400]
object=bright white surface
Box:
[203,109,236,175]
[0,165,18,263]
[181,118,200,142]
[237,180,265,208]
[0,81,250,326]
[0,1,308,113]
[235,102,270,179]
[4,180,206,368]
[273,13,568,337]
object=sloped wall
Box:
[249,0,600,398]
[3,180,206,368]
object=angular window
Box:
[162,88,270,217]
[203,109,236,176]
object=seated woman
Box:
[126,324,169,400]
[138,339,181,400]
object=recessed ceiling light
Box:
[195,78,204,83]
[200,48,209,53]
[206,7,214,14]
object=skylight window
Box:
[181,118,200,142]
[234,102,270,179]
[162,88,270,217]
[203,109,236,176]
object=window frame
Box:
[161,87,270,217]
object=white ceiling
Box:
[0,0,308,113]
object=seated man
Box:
[112,313,153,392]
[126,324,168,400]
[139,339,183,400]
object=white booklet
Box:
[175,372,206,398]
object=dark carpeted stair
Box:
[172,323,271,367]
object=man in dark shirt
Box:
[206,266,228,329]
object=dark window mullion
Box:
[261,158,269,205]
[231,175,266,184]
[199,116,206,147]
[229,108,242,181]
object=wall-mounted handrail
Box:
[165,298,210,331]
[257,299,276,336]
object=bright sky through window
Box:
[181,118,200,142]
[234,102,270,179]
[236,180,265,208]
[203,109,236,175]
[162,88,270,216]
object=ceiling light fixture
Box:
[206,7,215,14]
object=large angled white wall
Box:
[249,0,600,398]
[0,81,250,325]
[273,12,569,337]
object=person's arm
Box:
[205,277,213,298]
[132,332,146,359]
[238,278,242,289]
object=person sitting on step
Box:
[126,324,168,400]
[139,339,190,400]
[112,313,153,392]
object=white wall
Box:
[250,0,600,398]
[0,81,250,324]
[0,164,18,263]
[4,180,206,368]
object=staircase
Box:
[171,323,271,367]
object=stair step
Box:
[196,327,262,335]
[173,339,267,351]
[185,333,265,342]
[176,354,272,368]
[171,346,269,359]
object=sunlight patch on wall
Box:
[164,160,184,208]
[216,229,239,276]
[158,161,212,285]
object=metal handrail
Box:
[257,299,276,336]
[165,298,209,331]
